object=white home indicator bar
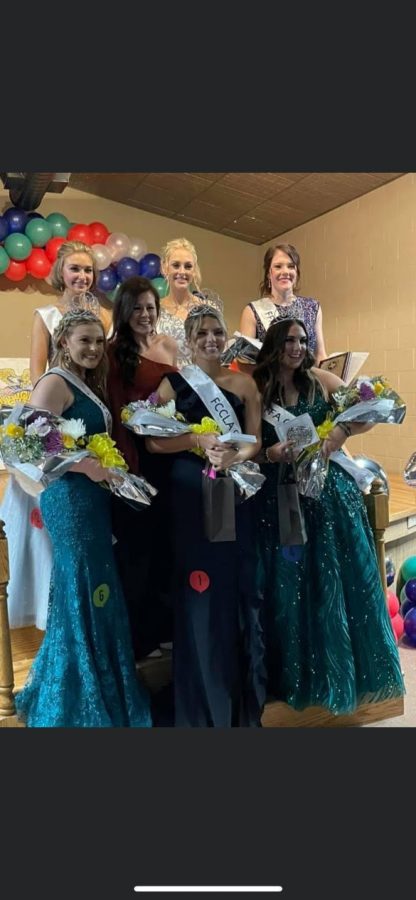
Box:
[134,889,283,894]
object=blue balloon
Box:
[404,607,416,645]
[97,266,118,292]
[138,253,161,279]
[404,578,416,604]
[116,256,141,281]
[385,556,395,587]
[0,215,8,242]
[3,207,29,234]
[401,597,415,618]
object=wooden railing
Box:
[0,477,402,727]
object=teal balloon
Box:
[0,246,10,274]
[106,284,121,303]
[4,231,32,261]
[25,218,53,247]
[151,276,169,299]
[45,212,70,238]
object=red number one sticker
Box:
[189,570,210,593]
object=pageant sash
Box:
[263,403,296,435]
[46,367,112,432]
[180,365,242,434]
[251,298,279,331]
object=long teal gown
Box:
[256,390,404,715]
[15,379,152,727]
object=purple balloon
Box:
[404,607,416,645]
[138,253,161,279]
[116,256,141,281]
[97,266,118,292]
[385,556,396,587]
[0,215,8,242]
[401,597,415,618]
[404,578,416,604]
[3,207,29,233]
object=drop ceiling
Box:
[68,172,405,246]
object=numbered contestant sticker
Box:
[93,583,110,608]
[189,570,211,593]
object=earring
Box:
[63,348,71,366]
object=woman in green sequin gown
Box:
[253,318,404,715]
[14,311,151,728]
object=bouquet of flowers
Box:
[0,404,157,509]
[121,394,264,500]
[295,374,406,500]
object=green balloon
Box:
[46,212,70,238]
[106,284,121,303]
[151,276,169,299]
[25,218,53,247]
[0,245,10,274]
[4,231,32,261]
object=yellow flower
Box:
[86,433,128,470]
[121,407,131,423]
[316,418,334,440]
[62,434,76,449]
[373,381,385,395]
[5,423,24,438]
[188,418,221,457]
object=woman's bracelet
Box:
[195,434,200,449]
[336,422,352,438]
[265,446,274,463]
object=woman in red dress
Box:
[107,276,178,660]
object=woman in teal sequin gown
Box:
[15,311,151,728]
[253,318,404,715]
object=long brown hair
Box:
[259,243,301,297]
[253,318,320,410]
[110,276,160,385]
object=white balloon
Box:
[105,232,131,262]
[128,236,148,261]
[92,243,113,271]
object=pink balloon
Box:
[105,232,131,262]
[92,243,113,271]
[128,236,148,261]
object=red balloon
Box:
[391,612,404,641]
[26,248,52,279]
[189,570,210,593]
[45,236,65,263]
[387,590,400,618]
[4,259,27,281]
[89,221,110,244]
[67,223,93,245]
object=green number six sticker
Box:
[93,583,110,608]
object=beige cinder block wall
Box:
[0,186,259,357]
[260,173,416,475]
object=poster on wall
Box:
[0,358,32,470]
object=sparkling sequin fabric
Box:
[256,391,404,714]
[157,292,223,368]
[250,296,319,351]
[15,381,152,727]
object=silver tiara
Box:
[186,304,220,319]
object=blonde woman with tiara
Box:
[157,237,223,367]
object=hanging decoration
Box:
[0,207,166,302]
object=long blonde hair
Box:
[50,240,98,292]
[51,310,108,400]
[160,237,202,291]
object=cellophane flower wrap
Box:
[122,394,264,501]
[0,404,157,509]
[295,375,405,501]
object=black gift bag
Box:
[277,462,308,546]
[202,469,236,542]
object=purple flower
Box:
[146,391,159,405]
[359,382,376,401]
[43,429,64,454]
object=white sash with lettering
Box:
[263,403,296,436]
[46,367,112,432]
[180,364,242,434]
[251,298,279,332]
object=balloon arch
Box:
[0,207,168,301]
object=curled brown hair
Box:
[51,310,108,400]
[253,318,319,409]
